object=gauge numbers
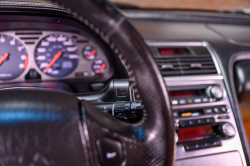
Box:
[0,35,28,80]
[35,34,79,77]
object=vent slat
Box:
[154,47,217,77]
[181,65,216,70]
[180,61,214,65]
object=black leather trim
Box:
[228,51,250,165]
[0,0,175,165]
[51,0,174,165]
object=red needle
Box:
[24,56,29,69]
[44,51,62,73]
[86,50,96,60]
[97,64,106,74]
[0,53,9,65]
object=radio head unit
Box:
[169,85,224,105]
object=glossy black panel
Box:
[234,60,250,96]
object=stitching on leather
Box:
[0,2,148,165]
[0,0,147,136]
[103,17,125,42]
[77,121,91,166]
[48,1,146,125]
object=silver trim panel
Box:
[164,75,223,82]
[146,41,246,165]
[146,41,222,75]
[168,76,246,166]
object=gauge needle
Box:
[44,51,62,73]
[86,50,96,60]
[0,53,9,65]
[97,64,106,74]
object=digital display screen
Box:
[170,90,201,98]
[159,48,190,55]
[177,126,214,142]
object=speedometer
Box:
[0,35,28,80]
[35,34,79,77]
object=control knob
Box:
[220,123,236,137]
[206,85,223,99]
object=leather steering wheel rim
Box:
[0,0,175,165]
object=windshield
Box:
[110,0,250,11]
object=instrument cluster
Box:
[0,31,112,83]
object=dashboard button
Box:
[194,98,202,103]
[195,143,205,149]
[188,120,197,126]
[213,107,219,113]
[197,119,206,125]
[204,142,211,148]
[220,106,227,113]
[179,99,186,104]
[218,116,230,119]
[184,144,195,151]
[202,98,209,102]
[172,100,178,105]
[188,99,193,104]
[179,121,189,128]
[96,137,124,166]
[206,118,215,124]
[212,140,222,147]
[204,108,213,114]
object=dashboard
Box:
[122,9,250,166]
[1,2,250,166]
[0,30,112,84]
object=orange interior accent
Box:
[239,94,250,143]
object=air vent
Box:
[153,46,217,77]
[15,31,43,45]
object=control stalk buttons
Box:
[94,103,113,114]
[221,123,236,137]
[96,137,124,166]
[116,88,127,97]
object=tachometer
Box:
[35,34,79,77]
[0,35,28,80]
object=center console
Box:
[147,41,247,166]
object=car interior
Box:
[0,0,250,165]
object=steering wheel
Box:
[0,0,175,165]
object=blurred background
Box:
[110,0,250,11]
